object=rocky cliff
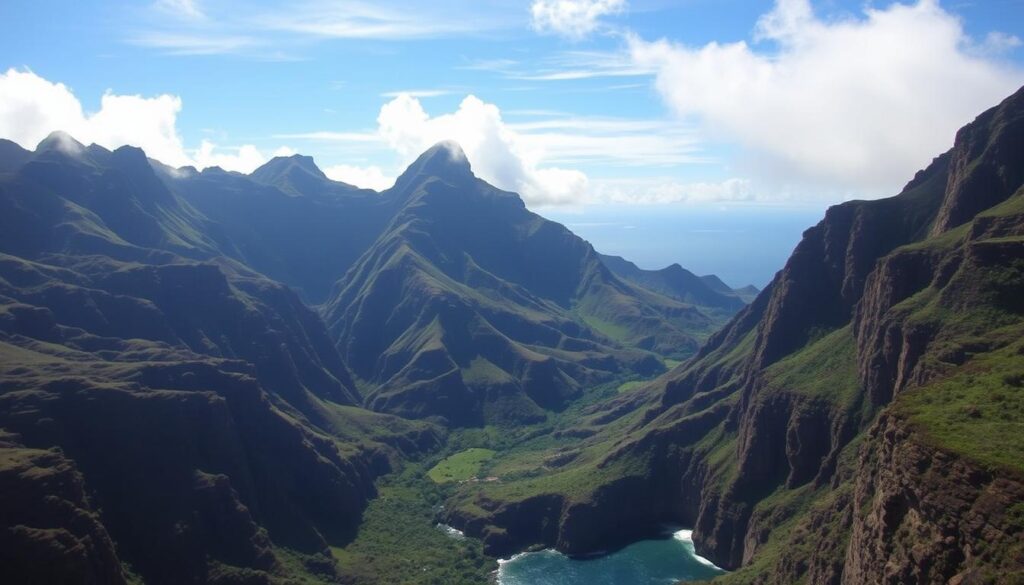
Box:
[443,86,1024,584]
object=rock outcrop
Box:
[844,412,1024,585]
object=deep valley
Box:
[1,81,1023,585]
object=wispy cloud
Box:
[129,1,522,58]
[979,31,1023,55]
[380,89,454,98]
[258,2,488,40]
[128,32,259,56]
[476,50,655,81]
[504,109,568,117]
[458,58,521,73]
[511,115,706,167]
[273,131,383,143]
[152,0,205,21]
[587,177,755,205]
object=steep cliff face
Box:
[932,89,1024,235]
[844,412,1024,585]
[0,438,128,585]
[444,86,1024,583]
[0,339,387,584]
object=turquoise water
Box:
[497,529,725,585]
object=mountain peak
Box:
[251,154,327,183]
[414,140,471,174]
[393,141,473,191]
[36,131,86,155]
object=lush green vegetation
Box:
[617,380,646,393]
[900,336,1024,473]
[427,448,497,483]
[579,313,633,342]
[328,380,664,585]
[763,326,863,408]
[331,465,494,585]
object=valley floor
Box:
[330,366,671,585]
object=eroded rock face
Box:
[0,439,127,585]
[0,357,378,584]
[844,413,1024,585]
[932,87,1024,235]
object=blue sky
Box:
[2,0,1024,282]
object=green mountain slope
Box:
[440,86,1024,583]
[322,143,732,426]
[155,156,395,304]
[0,136,441,584]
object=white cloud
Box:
[0,68,285,174]
[530,0,626,40]
[193,141,267,172]
[376,93,588,205]
[0,68,192,167]
[0,69,598,198]
[283,94,706,200]
[323,164,395,191]
[629,0,1024,193]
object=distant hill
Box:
[598,253,757,311]
[154,154,392,304]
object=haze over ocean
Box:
[544,205,825,288]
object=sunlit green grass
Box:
[900,338,1024,473]
[617,380,645,393]
[427,448,496,483]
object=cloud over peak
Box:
[0,68,286,173]
[377,93,587,205]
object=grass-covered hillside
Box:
[322,143,740,427]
